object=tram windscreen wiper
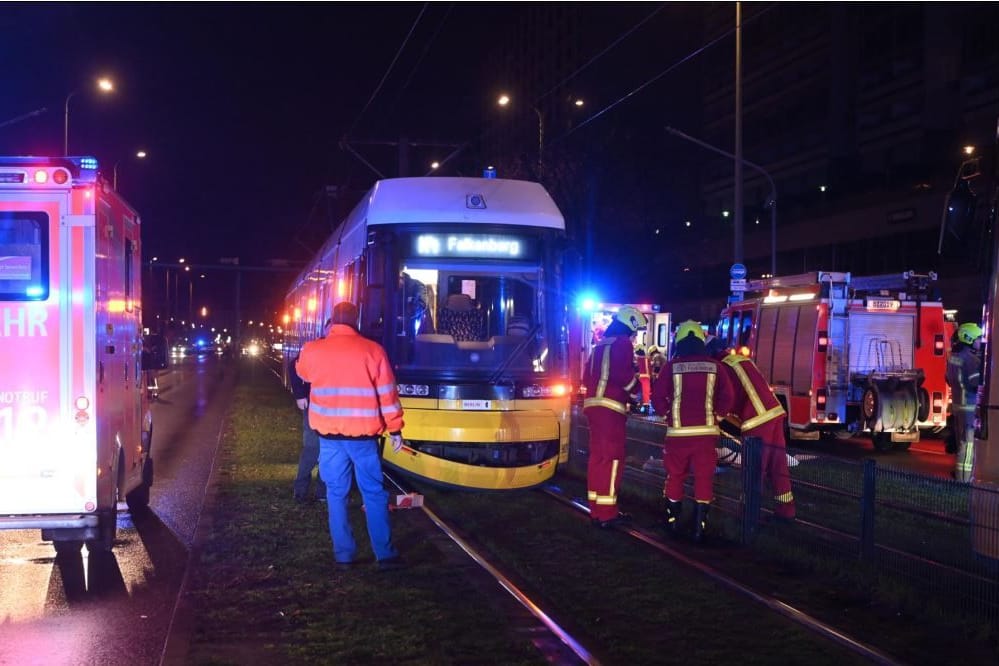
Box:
[489,323,541,383]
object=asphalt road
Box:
[0,352,235,666]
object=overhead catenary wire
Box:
[546,3,777,148]
[343,2,429,141]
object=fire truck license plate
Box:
[461,400,491,410]
[867,298,900,311]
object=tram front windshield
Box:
[386,263,552,380]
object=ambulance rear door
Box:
[0,159,97,520]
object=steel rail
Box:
[540,486,902,666]
[384,473,600,666]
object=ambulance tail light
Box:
[816,388,828,407]
[52,168,69,185]
[75,395,91,425]
[818,331,829,353]
[33,169,48,184]
[934,334,945,355]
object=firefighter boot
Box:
[663,499,683,537]
[692,503,710,544]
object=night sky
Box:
[0,3,702,321]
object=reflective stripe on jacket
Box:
[721,354,785,431]
[582,334,638,415]
[296,324,404,437]
[651,355,735,438]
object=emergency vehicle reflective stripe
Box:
[741,405,786,431]
[583,396,628,414]
[776,490,794,504]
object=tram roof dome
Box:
[363,177,565,230]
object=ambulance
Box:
[569,300,671,412]
[717,270,952,451]
[0,156,153,554]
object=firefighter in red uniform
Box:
[707,337,796,521]
[582,305,648,528]
[651,321,735,543]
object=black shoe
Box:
[377,556,405,571]
[591,513,632,529]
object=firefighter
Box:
[582,305,648,528]
[651,321,735,543]
[947,322,983,483]
[706,337,795,521]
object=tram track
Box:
[385,469,903,665]
[538,485,900,666]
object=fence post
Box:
[860,458,877,563]
[741,436,762,544]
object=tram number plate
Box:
[461,399,491,410]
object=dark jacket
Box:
[289,353,310,401]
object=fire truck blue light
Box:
[80,157,98,170]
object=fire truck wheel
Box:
[53,540,83,556]
[871,432,894,452]
[916,388,930,423]
[861,387,879,428]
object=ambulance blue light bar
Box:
[80,157,98,170]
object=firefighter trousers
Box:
[747,420,795,519]
[953,406,975,483]
[585,407,627,522]
[663,436,717,504]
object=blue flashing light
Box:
[25,285,44,298]
[79,157,98,170]
[577,293,599,312]
[482,166,497,179]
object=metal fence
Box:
[568,407,999,626]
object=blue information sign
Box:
[730,263,747,280]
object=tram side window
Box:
[0,212,48,301]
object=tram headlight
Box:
[398,383,430,397]
[522,383,568,398]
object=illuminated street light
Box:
[964,145,976,156]
[64,76,115,155]
[573,98,584,107]
[113,149,148,190]
[430,161,440,170]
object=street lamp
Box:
[666,125,778,276]
[113,150,147,190]
[497,93,544,176]
[64,77,114,155]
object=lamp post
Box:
[498,94,544,176]
[113,150,147,190]
[665,126,778,276]
[64,77,114,156]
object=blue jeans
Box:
[318,436,397,564]
[294,410,326,500]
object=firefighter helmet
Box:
[957,322,983,346]
[675,320,706,342]
[615,306,648,334]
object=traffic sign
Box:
[730,278,747,292]
[730,263,747,280]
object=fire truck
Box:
[569,301,671,412]
[0,156,153,554]
[717,271,952,451]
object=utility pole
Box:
[734,1,744,264]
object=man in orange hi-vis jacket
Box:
[582,306,648,528]
[652,321,735,543]
[296,301,406,571]
[707,336,796,521]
